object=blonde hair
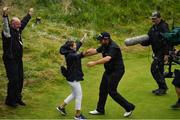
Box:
[11,17,20,24]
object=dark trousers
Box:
[97,70,134,113]
[172,69,180,88]
[151,58,167,90]
[3,58,24,104]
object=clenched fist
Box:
[3,7,9,16]
[28,8,34,16]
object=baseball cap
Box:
[96,32,111,40]
[150,11,161,19]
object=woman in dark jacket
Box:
[56,34,87,120]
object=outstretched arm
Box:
[20,8,34,31]
[86,47,118,67]
[76,41,83,51]
[87,56,111,67]
[84,48,98,57]
[2,7,11,38]
[80,33,87,43]
[76,33,88,51]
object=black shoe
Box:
[74,114,87,120]
[17,101,26,106]
[5,102,18,108]
[152,89,167,95]
[171,102,180,109]
[152,89,159,93]
[56,106,67,116]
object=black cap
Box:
[150,11,161,19]
[96,32,111,40]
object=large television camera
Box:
[124,27,180,78]
[164,49,180,78]
[161,27,180,78]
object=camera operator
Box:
[141,11,171,95]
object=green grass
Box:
[0,0,180,119]
[0,48,180,119]
[0,20,180,119]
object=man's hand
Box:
[3,7,9,16]
[87,61,96,67]
[85,48,97,56]
[82,51,89,56]
[28,8,34,16]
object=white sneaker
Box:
[123,111,133,117]
[89,110,104,115]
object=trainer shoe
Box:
[74,114,87,120]
[5,102,18,108]
[56,106,67,116]
[17,100,26,106]
[89,109,104,115]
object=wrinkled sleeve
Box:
[76,41,82,51]
[20,14,31,31]
[2,15,11,38]
[96,46,103,53]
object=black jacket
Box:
[2,14,31,60]
[142,20,170,58]
[97,40,125,73]
[60,41,84,82]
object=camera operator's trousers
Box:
[151,58,168,90]
[96,70,134,113]
[172,69,180,88]
[3,58,24,104]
